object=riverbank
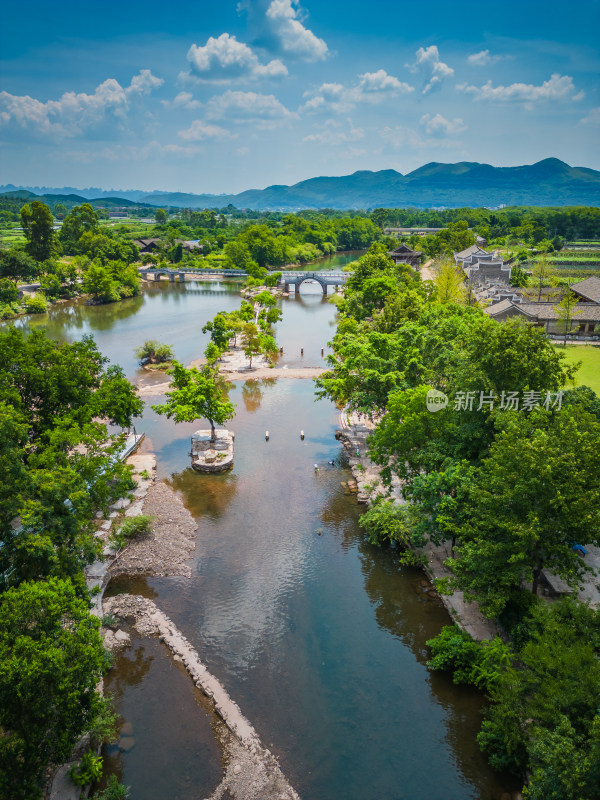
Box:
[104,594,300,800]
[99,452,301,800]
[336,411,500,641]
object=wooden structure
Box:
[388,243,422,267]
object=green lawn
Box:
[555,345,600,395]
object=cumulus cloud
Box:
[458,73,584,104]
[240,0,328,61]
[302,69,413,113]
[205,90,296,127]
[0,70,163,138]
[178,120,236,141]
[419,112,466,136]
[185,32,287,83]
[303,118,364,145]
[408,45,453,94]
[162,92,203,110]
[467,50,502,66]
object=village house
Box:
[484,276,600,338]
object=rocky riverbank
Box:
[103,594,300,800]
[336,411,499,641]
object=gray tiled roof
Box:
[571,276,600,303]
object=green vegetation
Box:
[317,242,600,796]
[0,326,142,798]
[152,362,235,442]
[555,345,600,394]
[134,340,175,366]
[109,515,153,551]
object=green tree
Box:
[0,578,107,799]
[20,201,56,262]
[0,249,37,285]
[433,258,467,304]
[59,204,99,253]
[152,362,235,442]
[446,405,600,616]
[83,263,119,303]
[155,208,168,225]
[134,340,174,365]
[223,240,258,273]
[555,290,582,346]
[531,255,555,301]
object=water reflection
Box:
[100,636,222,800]
[166,468,239,520]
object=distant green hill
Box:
[4,159,600,211]
[138,158,600,210]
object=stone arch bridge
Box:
[139,267,347,295]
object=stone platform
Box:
[191,429,234,472]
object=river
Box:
[14,280,510,800]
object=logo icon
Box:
[426,389,449,413]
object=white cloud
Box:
[185,32,287,83]
[580,106,600,125]
[301,70,413,113]
[178,120,236,141]
[467,50,502,66]
[356,70,413,96]
[303,118,364,145]
[408,45,454,94]
[127,69,164,95]
[458,73,584,104]
[0,70,163,138]
[162,92,203,110]
[419,112,467,136]
[264,0,328,61]
[205,90,296,126]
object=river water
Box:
[14,279,509,800]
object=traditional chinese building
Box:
[388,243,422,268]
[484,276,600,338]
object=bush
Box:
[69,751,103,787]
[134,340,174,365]
[22,293,48,314]
[95,775,130,800]
[109,514,153,550]
[0,278,18,304]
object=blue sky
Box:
[1,0,599,193]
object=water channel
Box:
[14,276,510,800]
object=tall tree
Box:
[0,578,107,799]
[58,204,99,253]
[20,201,55,262]
[555,290,582,346]
[433,258,467,304]
[446,405,600,616]
[152,362,235,442]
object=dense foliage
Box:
[317,243,600,795]
[0,326,142,796]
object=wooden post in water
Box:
[301,348,304,356]
[265,431,269,441]
[321,348,324,356]
[300,430,305,440]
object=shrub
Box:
[134,340,174,365]
[95,775,130,800]
[22,293,48,314]
[69,751,103,787]
[109,515,153,550]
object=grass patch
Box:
[555,345,600,395]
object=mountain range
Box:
[3,159,600,210]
